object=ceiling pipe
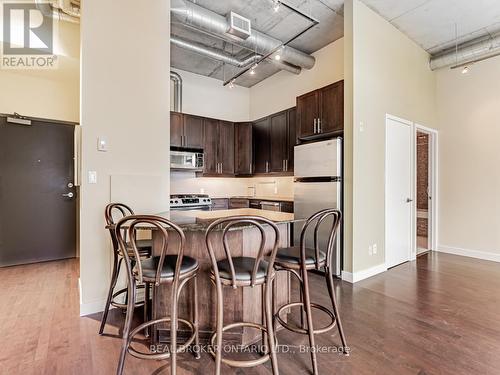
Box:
[430,33,500,70]
[170,71,183,112]
[35,0,80,23]
[171,36,301,74]
[170,0,315,70]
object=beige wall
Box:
[436,56,500,259]
[171,172,293,198]
[171,68,250,122]
[346,0,436,274]
[0,21,79,122]
[79,0,171,315]
[249,38,344,120]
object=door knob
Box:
[62,192,74,198]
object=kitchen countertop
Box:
[119,208,300,231]
[212,195,294,202]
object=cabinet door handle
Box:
[313,118,317,134]
[221,162,223,173]
[250,163,252,174]
[318,118,322,133]
[285,159,288,172]
[265,161,269,173]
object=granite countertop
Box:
[212,196,294,202]
[116,208,301,232]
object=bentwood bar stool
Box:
[115,215,200,375]
[205,216,281,375]
[274,209,347,375]
[99,203,153,335]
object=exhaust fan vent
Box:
[226,11,251,40]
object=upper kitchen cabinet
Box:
[218,121,235,175]
[202,119,235,176]
[170,112,204,149]
[270,110,289,173]
[296,80,344,142]
[253,117,271,174]
[170,112,184,148]
[235,122,253,176]
[253,107,295,175]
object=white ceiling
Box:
[362,0,500,54]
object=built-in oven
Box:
[170,150,204,171]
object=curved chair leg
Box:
[301,268,318,375]
[325,266,348,353]
[193,275,201,359]
[265,280,279,375]
[116,278,136,375]
[99,256,121,335]
[214,281,224,375]
[171,283,179,375]
[144,282,150,338]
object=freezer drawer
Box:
[294,181,342,275]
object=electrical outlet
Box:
[373,244,378,254]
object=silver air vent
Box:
[226,11,251,40]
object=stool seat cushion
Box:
[139,255,198,279]
[216,257,269,281]
[276,246,326,265]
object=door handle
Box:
[406,198,413,203]
[63,192,74,198]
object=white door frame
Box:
[414,124,439,252]
[385,114,416,265]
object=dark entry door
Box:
[0,116,76,267]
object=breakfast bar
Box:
[146,208,301,345]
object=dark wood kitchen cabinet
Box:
[170,112,184,148]
[203,118,219,174]
[296,80,344,141]
[270,110,288,173]
[202,119,234,176]
[235,122,253,175]
[218,121,235,175]
[253,117,271,174]
[287,107,296,171]
[170,112,204,149]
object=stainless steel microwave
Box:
[170,150,204,171]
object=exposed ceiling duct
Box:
[35,0,80,23]
[430,33,500,71]
[170,71,183,112]
[170,0,316,72]
[171,36,301,75]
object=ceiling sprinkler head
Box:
[273,0,280,12]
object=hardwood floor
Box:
[1,252,500,374]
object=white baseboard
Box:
[80,299,108,317]
[438,245,500,263]
[341,263,387,283]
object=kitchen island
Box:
[147,208,301,345]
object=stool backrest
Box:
[115,215,186,286]
[299,209,342,270]
[205,216,280,287]
[105,203,135,253]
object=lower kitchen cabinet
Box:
[211,198,229,210]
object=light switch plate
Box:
[88,171,97,184]
[97,137,108,152]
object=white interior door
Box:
[386,116,413,268]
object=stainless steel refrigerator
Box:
[294,138,343,276]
